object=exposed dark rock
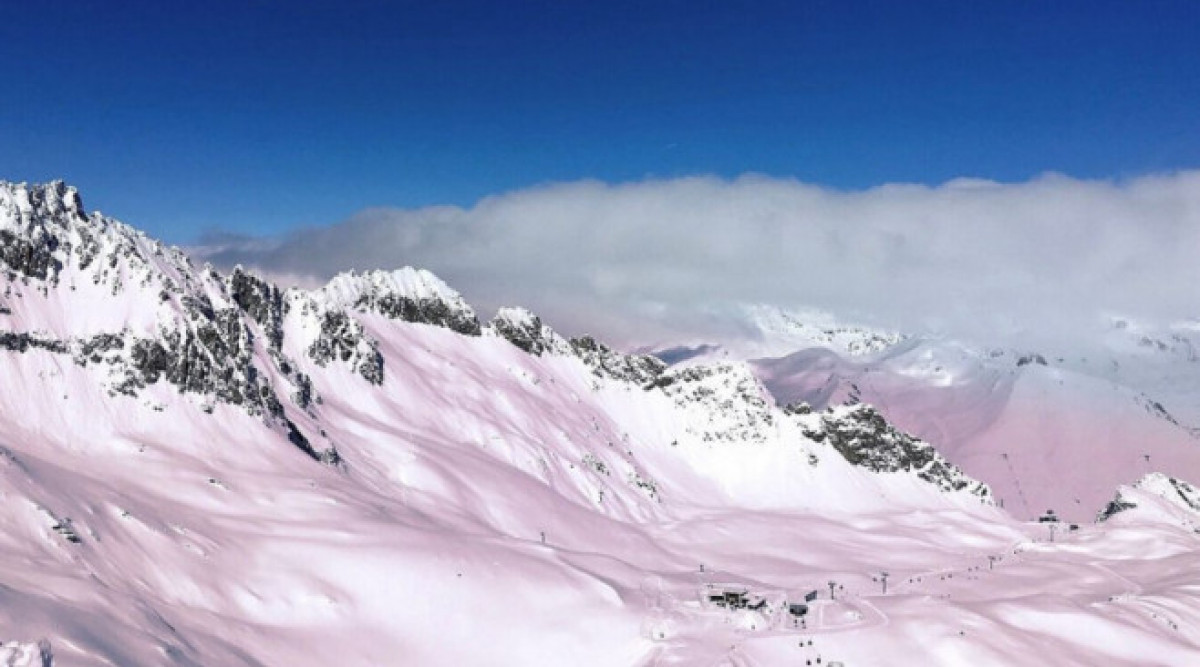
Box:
[268,348,318,410]
[1016,353,1048,367]
[307,310,385,385]
[161,309,256,401]
[782,401,812,416]
[0,331,69,354]
[52,517,81,544]
[570,335,665,385]
[113,303,289,417]
[74,223,102,270]
[491,308,552,355]
[1096,496,1137,522]
[128,339,171,385]
[77,332,126,365]
[1135,394,1185,430]
[180,294,215,322]
[0,181,348,467]
[811,404,990,496]
[283,420,341,466]
[285,418,319,460]
[229,267,286,349]
[1167,476,1200,511]
[355,292,481,336]
[0,228,60,280]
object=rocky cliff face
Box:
[304,307,385,385]
[570,335,665,385]
[797,403,991,497]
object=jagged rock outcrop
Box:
[228,266,286,348]
[781,401,813,416]
[0,331,68,354]
[0,180,197,297]
[804,404,991,497]
[0,227,59,281]
[571,335,665,385]
[1097,495,1138,522]
[0,182,333,462]
[0,181,79,281]
[76,332,125,364]
[306,309,384,385]
[360,291,481,335]
[490,307,568,356]
[651,363,775,444]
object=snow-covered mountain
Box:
[752,332,1200,523]
[2,181,1200,666]
[1098,472,1200,528]
[650,303,904,365]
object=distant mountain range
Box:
[645,301,1200,523]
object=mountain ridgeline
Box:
[0,180,985,502]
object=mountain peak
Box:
[321,267,462,305]
[315,267,481,335]
[0,180,86,224]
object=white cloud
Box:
[195,171,1200,350]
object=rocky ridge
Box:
[489,307,571,356]
[795,403,992,497]
[0,180,991,501]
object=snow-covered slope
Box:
[2,181,1199,665]
[754,336,1200,523]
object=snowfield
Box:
[1,181,1199,665]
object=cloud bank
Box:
[195,172,1200,350]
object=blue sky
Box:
[2,1,1198,242]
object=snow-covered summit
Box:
[1098,473,1200,528]
[314,267,481,335]
[0,179,86,225]
[740,303,905,357]
[0,180,193,284]
[319,267,466,312]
